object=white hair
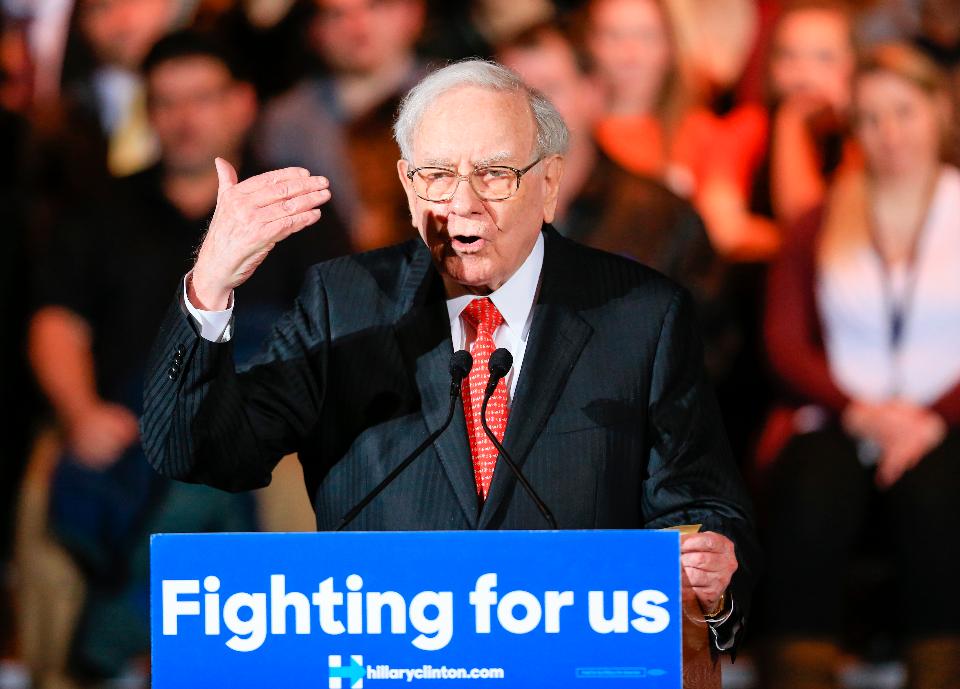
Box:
[393,59,570,161]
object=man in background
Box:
[256,0,426,250]
[497,22,721,307]
[497,23,735,381]
[25,29,348,683]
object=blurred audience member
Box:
[256,0,425,251]
[762,0,859,225]
[760,43,960,689]
[581,0,782,262]
[698,0,859,261]
[687,1,858,466]
[23,29,346,682]
[499,22,743,412]
[497,23,721,309]
[419,0,554,62]
[193,0,315,101]
[30,0,182,249]
[583,0,716,200]
[753,1,858,227]
[2,0,73,105]
[58,0,183,175]
[3,0,197,106]
[540,12,768,459]
[671,0,760,113]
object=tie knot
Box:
[462,297,504,334]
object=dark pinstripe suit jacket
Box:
[141,225,759,643]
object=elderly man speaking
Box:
[141,60,759,651]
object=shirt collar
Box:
[446,230,545,334]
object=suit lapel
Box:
[394,245,479,528]
[478,228,593,529]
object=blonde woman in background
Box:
[760,43,960,689]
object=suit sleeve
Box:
[642,287,761,650]
[140,266,330,492]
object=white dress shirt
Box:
[183,272,234,341]
[185,233,546,400]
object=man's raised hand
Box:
[190,158,332,310]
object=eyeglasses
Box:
[405,158,544,202]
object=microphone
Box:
[480,348,558,529]
[336,350,473,530]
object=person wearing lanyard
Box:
[759,44,960,689]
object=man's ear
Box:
[541,155,564,224]
[397,159,419,228]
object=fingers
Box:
[681,532,732,554]
[875,419,943,490]
[681,551,727,572]
[682,565,726,589]
[875,444,922,490]
[99,410,140,448]
[215,157,238,194]
[875,463,899,490]
[258,189,331,223]
[920,412,948,448]
[234,166,310,194]
[69,410,138,469]
[248,175,330,208]
[107,415,137,441]
[263,209,323,240]
[201,165,326,293]
[680,553,737,595]
[117,414,141,445]
[682,564,727,614]
[680,533,738,594]
[875,453,909,489]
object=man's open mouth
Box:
[449,234,487,252]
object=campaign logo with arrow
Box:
[329,655,365,688]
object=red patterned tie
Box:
[461,298,509,499]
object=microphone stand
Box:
[480,350,558,529]
[336,351,472,530]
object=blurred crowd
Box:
[1,0,959,687]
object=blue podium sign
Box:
[151,530,681,688]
